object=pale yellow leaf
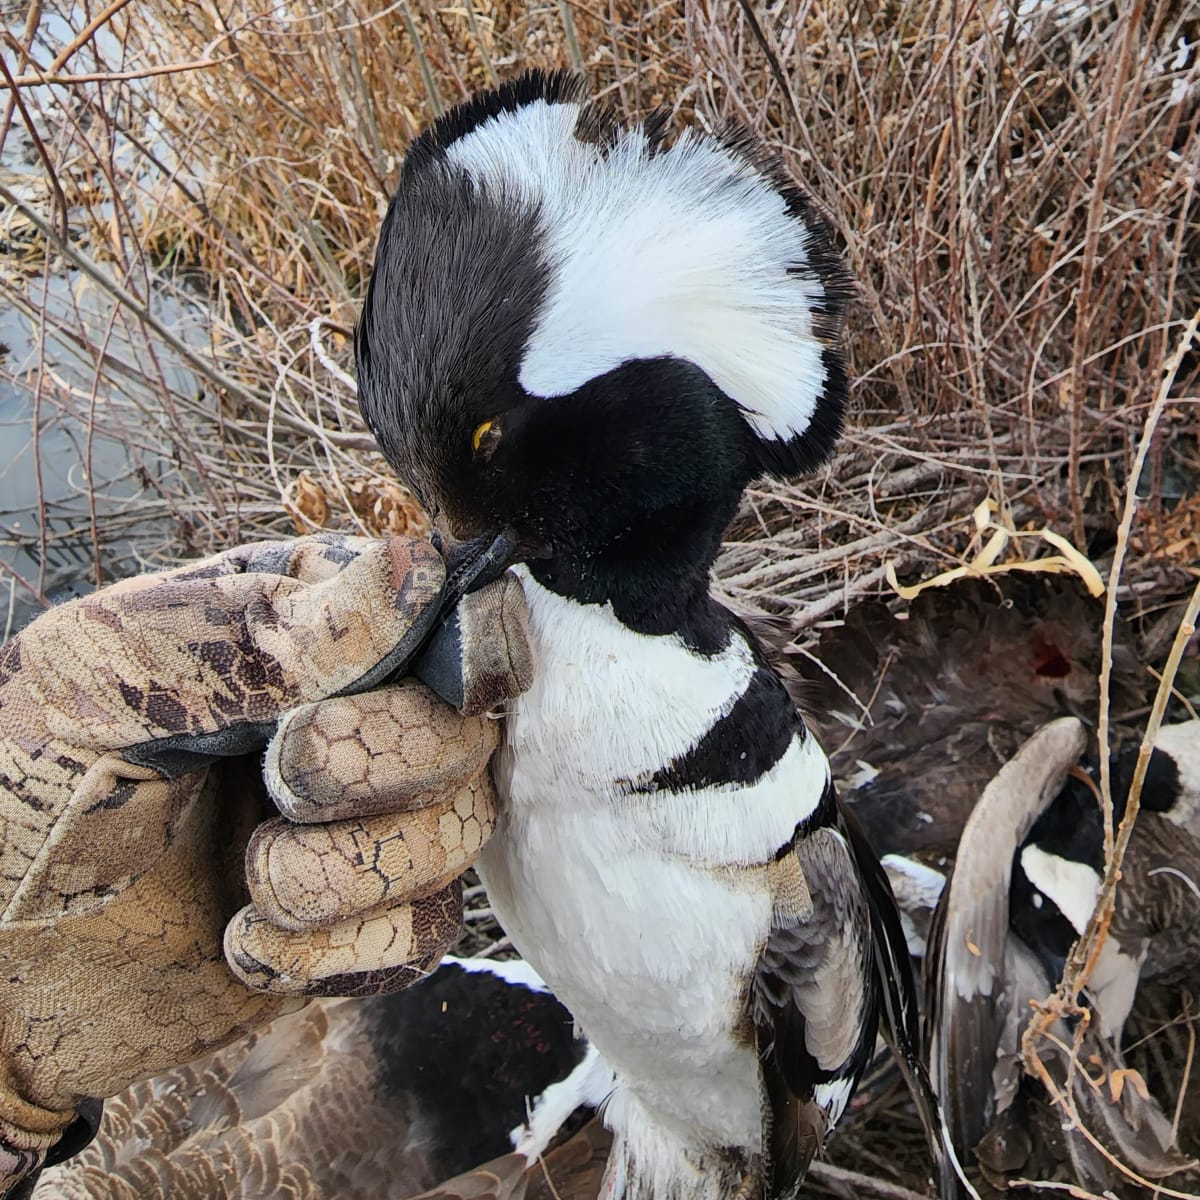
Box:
[1039,528,1106,596]
[1108,1066,1151,1101]
[886,559,971,601]
[973,497,996,533]
[973,526,1010,571]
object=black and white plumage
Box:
[356,72,930,1199]
[1009,723,1200,1040]
[926,718,1200,1195]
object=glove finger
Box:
[188,535,446,715]
[211,534,381,586]
[224,882,462,997]
[264,680,498,823]
[107,535,379,593]
[245,778,494,930]
[411,572,535,716]
[3,757,201,922]
[100,537,445,768]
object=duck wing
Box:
[36,999,430,1200]
[925,717,1086,1196]
[38,960,591,1200]
[752,789,881,1197]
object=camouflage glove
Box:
[0,535,532,1195]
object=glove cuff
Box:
[0,1092,75,1148]
[0,1133,43,1199]
[0,1088,74,1183]
[0,1113,52,1199]
[0,1098,103,1197]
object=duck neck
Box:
[525,509,734,655]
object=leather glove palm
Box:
[0,535,530,1192]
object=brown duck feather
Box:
[405,1119,612,1200]
[797,575,1148,863]
[37,959,596,1200]
[37,1000,440,1199]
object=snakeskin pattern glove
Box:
[0,535,532,1196]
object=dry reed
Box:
[1,0,1196,620]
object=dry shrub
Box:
[284,468,430,537]
[2,0,1196,626]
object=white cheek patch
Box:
[1019,845,1101,935]
[1154,720,1200,830]
[445,100,832,444]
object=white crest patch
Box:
[1155,719,1200,832]
[445,100,832,443]
[1019,845,1100,935]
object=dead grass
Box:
[1,0,1197,615]
[2,0,1199,1194]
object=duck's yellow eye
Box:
[471,419,494,454]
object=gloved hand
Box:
[0,535,531,1195]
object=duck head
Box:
[356,71,851,630]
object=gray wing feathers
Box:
[753,826,876,1200]
[756,830,870,1075]
[928,716,1087,1189]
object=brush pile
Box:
[1,1,1198,1195]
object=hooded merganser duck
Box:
[356,71,938,1199]
[1009,721,1200,1037]
[928,717,1200,1196]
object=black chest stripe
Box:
[636,664,804,794]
